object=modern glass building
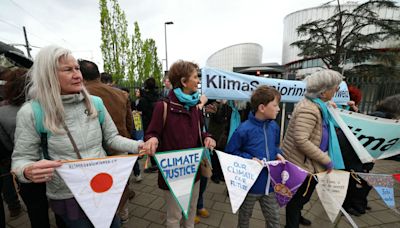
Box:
[282,3,400,78]
[206,43,263,71]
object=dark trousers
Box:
[285,175,317,228]
[0,179,5,228]
[19,183,66,228]
[19,183,50,228]
[211,150,223,180]
[0,166,20,211]
[343,176,372,212]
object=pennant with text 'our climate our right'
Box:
[56,155,138,228]
[357,173,395,209]
[268,161,309,207]
[154,148,203,219]
[216,150,263,214]
[316,171,350,223]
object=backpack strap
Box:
[31,96,105,160]
[31,100,50,159]
[90,95,105,125]
[31,100,47,135]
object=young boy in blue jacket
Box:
[225,85,285,228]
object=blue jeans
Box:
[197,176,208,209]
[133,160,140,176]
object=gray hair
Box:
[304,69,343,98]
[28,45,97,133]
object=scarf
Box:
[310,98,345,170]
[227,100,241,143]
[173,88,199,110]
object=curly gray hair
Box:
[304,69,343,99]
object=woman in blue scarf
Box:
[144,60,216,228]
[282,69,344,228]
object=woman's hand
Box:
[204,137,216,150]
[197,95,208,110]
[327,100,337,108]
[276,154,286,164]
[143,137,158,156]
[347,100,359,112]
[23,160,63,183]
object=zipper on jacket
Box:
[263,122,270,161]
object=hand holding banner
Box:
[154,148,203,219]
[268,161,309,207]
[56,155,138,228]
[330,107,400,161]
[216,150,263,213]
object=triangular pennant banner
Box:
[56,155,138,228]
[154,148,203,219]
[357,173,395,208]
[393,174,400,183]
[268,161,309,207]
[316,171,350,223]
[216,150,263,213]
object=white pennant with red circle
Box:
[56,155,138,228]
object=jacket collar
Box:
[248,111,271,126]
[61,93,84,104]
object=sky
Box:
[2,0,395,71]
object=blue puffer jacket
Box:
[225,112,282,194]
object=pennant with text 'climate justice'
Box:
[201,67,349,104]
[267,161,309,207]
[216,150,263,214]
[393,174,400,183]
[357,173,395,209]
[154,148,203,219]
[330,107,400,162]
[56,155,138,228]
[316,171,350,223]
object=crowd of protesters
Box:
[0,44,399,228]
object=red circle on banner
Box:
[90,173,113,193]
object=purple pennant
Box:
[267,161,309,207]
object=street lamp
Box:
[164,21,174,72]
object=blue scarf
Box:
[227,100,241,143]
[311,98,345,170]
[173,88,200,110]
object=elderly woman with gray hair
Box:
[282,69,345,228]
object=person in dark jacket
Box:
[0,68,66,228]
[144,60,216,228]
[137,77,161,172]
[225,85,285,228]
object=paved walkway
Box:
[5,159,400,228]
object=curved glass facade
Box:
[282,4,400,67]
[206,43,263,71]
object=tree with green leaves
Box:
[99,0,130,84]
[127,22,143,87]
[291,0,400,73]
[100,0,163,92]
[141,39,163,87]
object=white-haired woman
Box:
[282,69,345,228]
[11,45,147,227]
